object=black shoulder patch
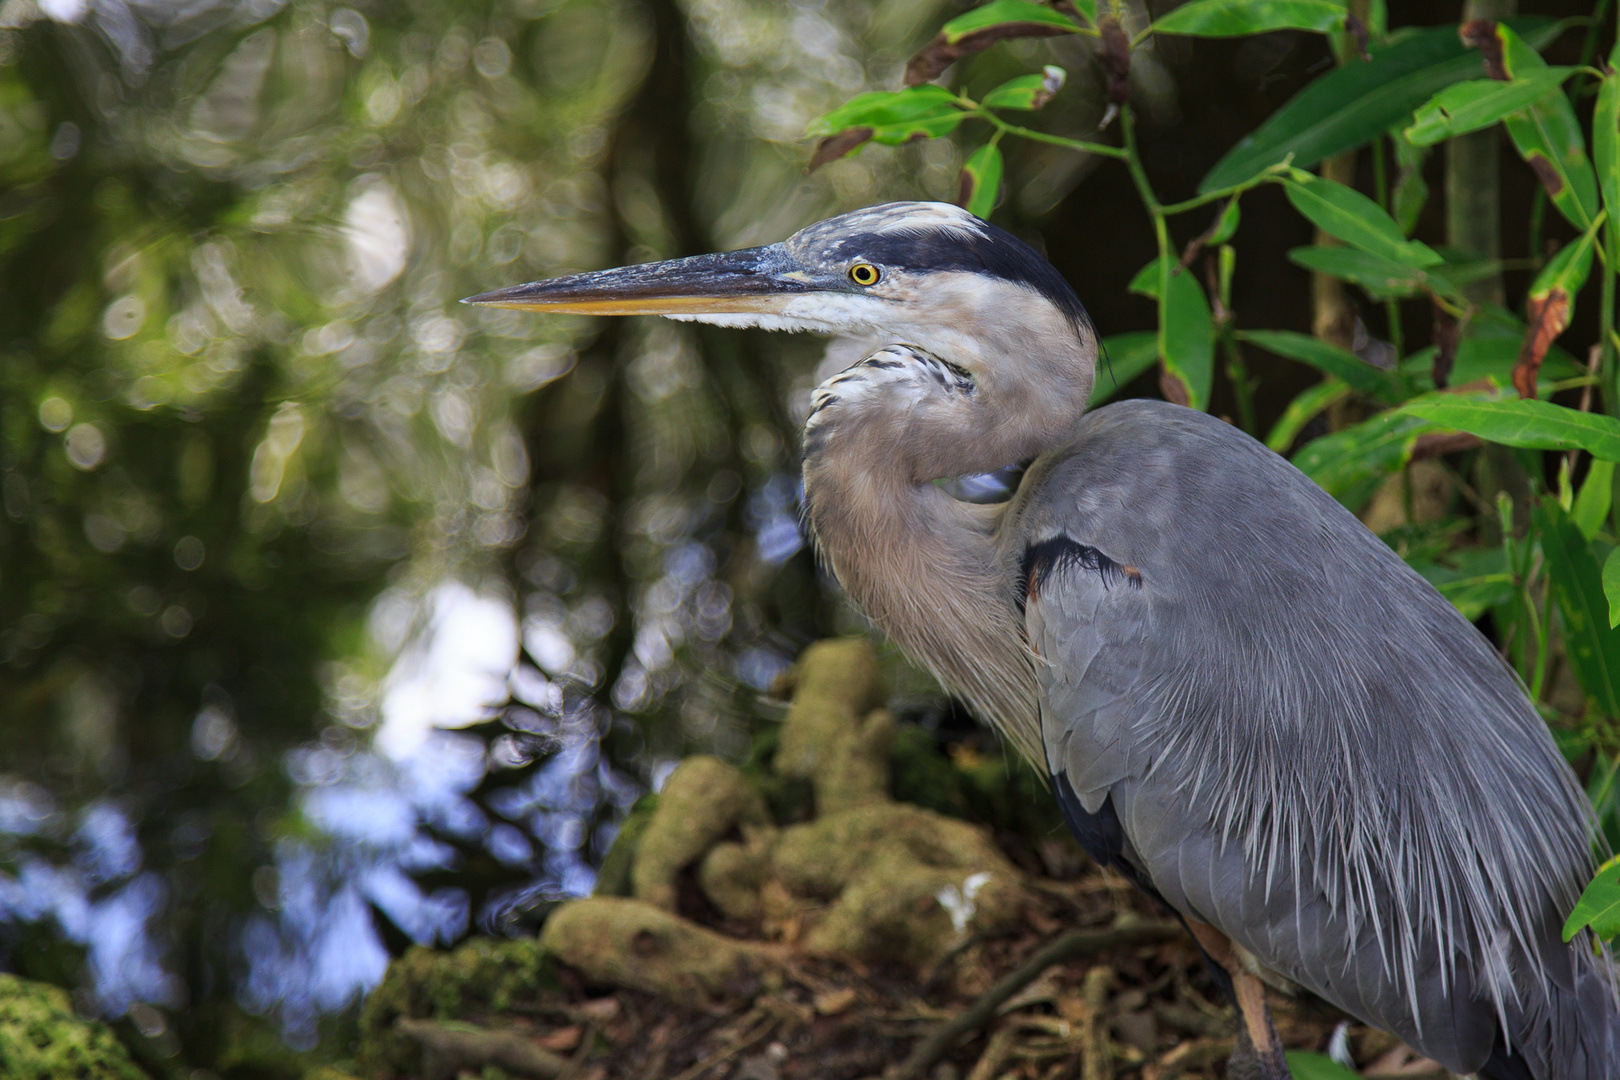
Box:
[1018,536,1142,611]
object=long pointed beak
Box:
[462,244,819,316]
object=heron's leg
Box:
[1183,919,1291,1080]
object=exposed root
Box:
[394,1016,569,1079]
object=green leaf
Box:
[1283,1051,1361,1080]
[1399,398,1620,461]
[1286,246,1446,301]
[1400,333,1583,395]
[1404,69,1576,147]
[1390,130,1430,236]
[1574,459,1616,541]
[1563,855,1620,942]
[1490,26,1601,231]
[1605,547,1620,630]
[1596,49,1620,242]
[1237,329,1400,401]
[1534,499,1620,717]
[1208,198,1241,244]
[1090,332,1159,407]
[1280,172,1442,267]
[1130,258,1214,410]
[1293,406,1444,509]
[940,0,1077,42]
[982,66,1066,110]
[1411,547,1515,622]
[1152,0,1345,37]
[960,143,1004,220]
[1266,379,1352,453]
[1199,19,1565,192]
[807,86,966,145]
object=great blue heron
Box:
[468,202,1619,1078]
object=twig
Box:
[1143,1037,1234,1080]
[395,1017,570,1080]
[1079,966,1115,1080]
[557,1023,599,1080]
[966,1022,1022,1080]
[667,1010,774,1080]
[886,920,1181,1080]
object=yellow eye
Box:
[849,263,881,286]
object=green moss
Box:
[357,938,555,1079]
[0,973,149,1080]
[594,792,659,898]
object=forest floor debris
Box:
[358,639,1444,1080]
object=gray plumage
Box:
[467,200,1620,1078]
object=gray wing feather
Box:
[1016,400,1617,1077]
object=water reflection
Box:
[0,0,986,1055]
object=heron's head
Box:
[465,202,1096,387]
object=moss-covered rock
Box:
[357,937,555,1078]
[539,896,784,1000]
[0,973,149,1080]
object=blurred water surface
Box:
[0,0,984,1061]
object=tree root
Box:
[394,1017,569,1079]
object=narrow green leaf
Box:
[960,143,1004,220]
[1090,332,1159,407]
[1208,198,1241,244]
[1563,856,1620,941]
[807,86,966,145]
[982,66,1067,110]
[1238,329,1399,401]
[1131,258,1214,410]
[1284,1051,1361,1080]
[1266,379,1352,453]
[1596,52,1620,238]
[1286,246,1440,301]
[1528,226,1600,326]
[1199,19,1564,192]
[1412,548,1516,621]
[1293,407,1442,509]
[1535,499,1620,716]
[1400,398,1620,461]
[1491,26,1600,230]
[1280,173,1442,267]
[1604,547,1620,630]
[1574,460,1616,541]
[1153,0,1345,37]
[1404,69,1576,147]
[1400,334,1584,395]
[1390,129,1430,236]
[941,0,1077,42]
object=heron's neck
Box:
[800,343,1082,768]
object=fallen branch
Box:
[886,920,1181,1080]
[395,1017,569,1080]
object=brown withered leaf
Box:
[1431,301,1459,389]
[1526,153,1565,198]
[538,1025,583,1051]
[1459,18,1507,80]
[1159,367,1191,407]
[807,127,873,172]
[905,23,1073,86]
[1099,15,1131,106]
[1513,289,1571,399]
[1411,431,1483,461]
[1345,13,1370,62]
